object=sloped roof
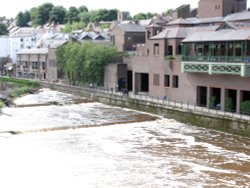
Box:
[224,11,250,22]
[151,25,218,39]
[118,23,146,32]
[167,16,223,26]
[48,40,68,48]
[79,31,110,41]
[17,48,49,55]
[182,29,250,42]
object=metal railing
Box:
[48,80,250,123]
[182,55,250,63]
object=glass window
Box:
[164,75,170,87]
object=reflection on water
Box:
[0,90,249,188]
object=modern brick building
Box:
[105,10,250,114]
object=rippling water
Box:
[0,90,249,188]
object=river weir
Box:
[0,89,249,188]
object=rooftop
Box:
[182,29,250,42]
[17,48,49,55]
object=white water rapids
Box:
[0,89,249,188]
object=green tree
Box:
[36,3,54,25]
[225,97,233,111]
[90,9,117,23]
[78,5,88,13]
[240,100,250,114]
[0,23,8,35]
[30,7,38,27]
[16,11,31,27]
[85,44,119,84]
[164,9,173,16]
[146,12,155,19]
[56,42,119,85]
[56,45,66,78]
[133,13,147,20]
[79,12,91,25]
[66,7,79,23]
[49,6,67,24]
[61,22,86,33]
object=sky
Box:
[0,0,202,18]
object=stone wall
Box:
[39,82,250,137]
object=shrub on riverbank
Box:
[0,100,4,109]
[0,77,39,87]
[9,86,35,98]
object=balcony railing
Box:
[182,62,250,77]
[182,56,250,63]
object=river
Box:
[0,89,249,188]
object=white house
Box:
[9,33,37,64]
[0,36,9,58]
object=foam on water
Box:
[0,90,249,188]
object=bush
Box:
[0,77,39,87]
[209,96,216,108]
[225,97,233,111]
[240,100,250,114]
[9,86,34,98]
[0,100,4,109]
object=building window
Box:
[168,46,173,56]
[173,75,179,88]
[154,43,159,55]
[42,62,46,70]
[164,75,170,87]
[153,74,160,86]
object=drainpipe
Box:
[236,90,241,114]
[221,88,225,111]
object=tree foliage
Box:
[16,11,31,27]
[0,23,8,35]
[164,9,174,16]
[133,13,147,20]
[78,5,88,13]
[240,100,250,114]
[56,42,119,85]
[49,6,67,24]
[61,22,86,33]
[78,12,91,25]
[66,7,80,23]
[36,3,54,25]
[90,9,117,23]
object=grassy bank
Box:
[0,100,4,109]
[0,77,39,87]
[0,77,40,99]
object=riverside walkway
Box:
[42,81,250,124]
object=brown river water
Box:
[0,89,249,188]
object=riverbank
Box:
[0,77,40,108]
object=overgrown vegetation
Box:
[9,86,35,98]
[56,42,119,85]
[209,96,216,108]
[0,100,4,109]
[0,77,39,88]
[0,77,40,100]
[240,100,250,114]
[224,97,233,111]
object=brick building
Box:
[105,10,250,114]
[198,0,247,18]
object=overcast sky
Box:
[0,0,202,18]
